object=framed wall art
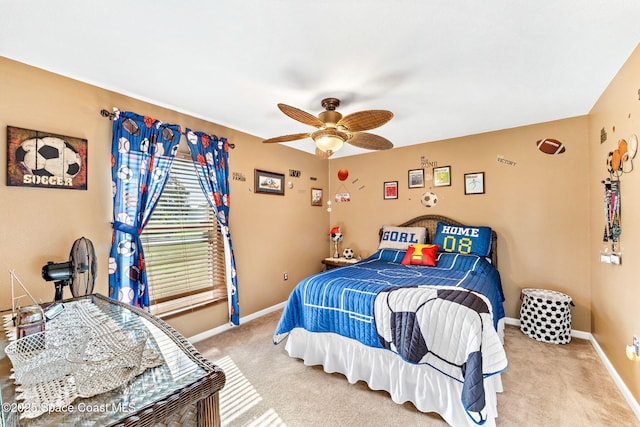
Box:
[383,181,398,200]
[311,188,323,206]
[254,169,285,195]
[464,172,485,194]
[6,126,88,190]
[433,166,451,187]
[408,168,425,188]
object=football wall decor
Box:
[7,126,88,190]
[536,137,566,155]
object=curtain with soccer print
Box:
[109,111,181,309]
[186,129,239,325]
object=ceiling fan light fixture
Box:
[313,128,347,152]
[266,98,393,157]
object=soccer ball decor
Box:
[343,248,354,259]
[117,238,136,257]
[16,137,82,180]
[329,226,343,258]
[7,126,87,190]
[421,191,438,208]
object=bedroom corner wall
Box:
[0,56,329,338]
[327,117,591,333]
[588,43,640,404]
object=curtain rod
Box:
[100,108,235,149]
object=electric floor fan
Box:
[42,237,97,301]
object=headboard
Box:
[379,215,498,267]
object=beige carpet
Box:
[194,310,639,427]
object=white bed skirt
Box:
[284,322,505,427]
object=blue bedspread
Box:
[274,249,505,346]
[274,249,508,424]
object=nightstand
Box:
[322,257,359,271]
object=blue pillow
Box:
[432,222,492,257]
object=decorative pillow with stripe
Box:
[432,222,492,257]
[378,226,427,250]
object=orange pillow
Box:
[401,244,439,266]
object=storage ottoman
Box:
[520,288,573,344]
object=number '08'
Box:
[442,236,473,254]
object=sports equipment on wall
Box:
[263,98,394,157]
[42,237,97,301]
[536,138,566,155]
[421,191,438,207]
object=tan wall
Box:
[0,57,329,337]
[2,46,638,404]
[330,117,591,331]
[589,44,640,402]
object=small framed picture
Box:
[433,166,451,187]
[384,181,398,200]
[408,169,425,188]
[335,192,351,203]
[255,169,285,195]
[311,188,323,206]
[464,172,485,195]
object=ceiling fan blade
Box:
[337,110,393,132]
[315,147,334,159]
[347,132,394,150]
[278,104,325,128]
[263,133,311,143]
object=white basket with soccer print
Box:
[520,288,573,344]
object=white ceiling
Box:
[1,1,639,158]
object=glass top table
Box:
[0,294,225,426]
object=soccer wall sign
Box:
[6,126,87,190]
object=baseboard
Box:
[187,301,286,343]
[589,334,640,421]
[506,316,640,421]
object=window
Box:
[141,154,227,317]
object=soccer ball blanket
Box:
[274,249,508,425]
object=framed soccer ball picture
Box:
[6,126,88,190]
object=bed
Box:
[273,215,507,426]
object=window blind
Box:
[141,155,226,312]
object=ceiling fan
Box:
[263,97,394,158]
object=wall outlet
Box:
[283,272,288,281]
[626,336,640,361]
